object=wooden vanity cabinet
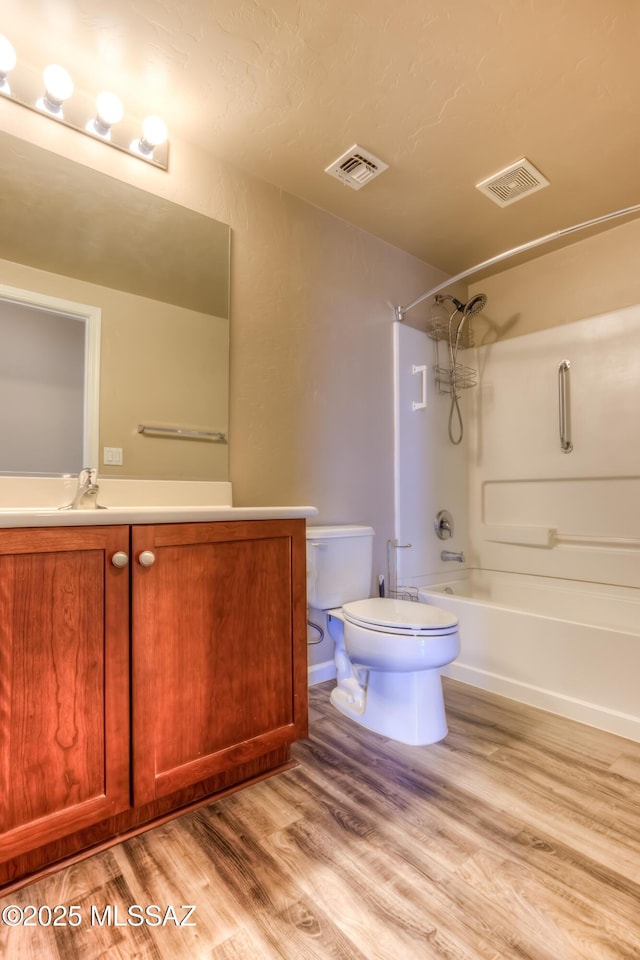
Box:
[131,519,309,804]
[0,517,308,889]
[0,526,131,863]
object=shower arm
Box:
[394,202,640,321]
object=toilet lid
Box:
[342,597,458,633]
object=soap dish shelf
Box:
[434,363,478,394]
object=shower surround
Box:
[394,306,640,741]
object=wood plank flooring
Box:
[2,677,640,959]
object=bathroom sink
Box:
[0,477,316,527]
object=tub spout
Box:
[441,550,465,562]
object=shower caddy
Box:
[426,311,478,396]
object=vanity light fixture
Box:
[0,34,169,169]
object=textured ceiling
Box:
[2,0,639,274]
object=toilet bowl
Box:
[307,525,459,745]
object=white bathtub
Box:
[417,570,640,743]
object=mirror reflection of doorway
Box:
[0,286,100,476]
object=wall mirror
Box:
[0,130,230,481]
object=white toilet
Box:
[307,524,459,745]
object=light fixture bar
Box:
[0,39,169,170]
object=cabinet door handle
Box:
[111,551,129,568]
[138,550,156,567]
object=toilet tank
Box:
[306,524,374,610]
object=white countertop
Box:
[0,505,318,527]
[0,478,317,527]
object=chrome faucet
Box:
[61,467,103,510]
[441,550,465,563]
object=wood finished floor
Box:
[3,678,640,959]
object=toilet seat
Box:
[342,597,458,636]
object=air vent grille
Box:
[476,158,550,207]
[325,145,389,190]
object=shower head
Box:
[464,294,487,317]
[434,294,464,312]
[434,293,487,316]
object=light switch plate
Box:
[103,446,123,465]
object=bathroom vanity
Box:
[0,486,313,892]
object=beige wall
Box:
[468,216,640,343]
[222,165,448,584]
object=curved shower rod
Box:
[394,202,640,321]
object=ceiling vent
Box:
[476,158,550,207]
[325,145,389,190]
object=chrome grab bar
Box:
[558,360,573,453]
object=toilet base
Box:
[330,667,448,745]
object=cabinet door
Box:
[0,526,130,861]
[132,519,308,805]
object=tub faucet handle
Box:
[435,510,454,540]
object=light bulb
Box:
[0,35,16,77]
[40,63,74,115]
[97,91,124,127]
[131,114,168,159]
[141,115,167,148]
[88,90,124,138]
